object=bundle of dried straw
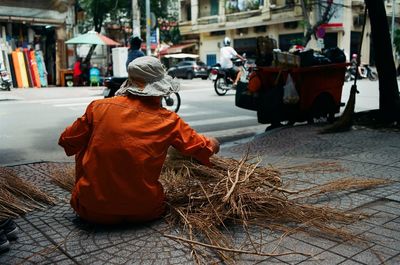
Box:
[0,167,57,220]
[160,155,389,263]
[47,155,390,264]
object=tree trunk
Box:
[300,0,334,46]
[83,45,97,65]
[364,0,400,122]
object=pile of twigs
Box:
[46,155,390,264]
[160,154,389,263]
[0,167,57,220]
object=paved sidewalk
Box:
[0,86,104,101]
[1,124,399,264]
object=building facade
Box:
[178,0,399,66]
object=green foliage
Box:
[78,0,131,32]
[78,0,181,44]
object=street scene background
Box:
[0,0,400,264]
[0,78,380,166]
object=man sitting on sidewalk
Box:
[59,56,220,225]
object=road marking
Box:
[188,115,255,126]
[177,104,189,110]
[54,103,90,107]
[1,96,101,105]
[178,110,220,117]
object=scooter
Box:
[345,64,378,82]
[211,58,250,96]
[0,64,12,91]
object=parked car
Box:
[167,60,209,80]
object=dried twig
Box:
[164,233,312,258]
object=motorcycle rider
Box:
[219,37,245,88]
[351,53,366,78]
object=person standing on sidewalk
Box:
[59,56,220,225]
[126,36,145,70]
[73,58,82,86]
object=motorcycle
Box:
[345,64,378,82]
[103,77,181,113]
[0,63,12,91]
[211,58,251,96]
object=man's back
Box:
[66,96,178,218]
[220,46,237,69]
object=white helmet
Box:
[223,37,231,46]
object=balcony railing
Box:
[270,4,296,14]
[225,9,262,22]
[197,15,219,25]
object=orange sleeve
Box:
[58,102,93,156]
[172,118,216,166]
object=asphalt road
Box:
[0,78,383,166]
[0,79,266,165]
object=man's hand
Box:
[237,54,246,62]
[208,136,220,154]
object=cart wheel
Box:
[327,112,335,123]
[307,116,315,124]
[287,120,295,126]
[311,93,336,123]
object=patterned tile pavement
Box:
[1,124,399,264]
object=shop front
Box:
[0,1,73,87]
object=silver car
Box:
[167,60,209,80]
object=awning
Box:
[65,31,120,46]
[141,43,158,50]
[164,53,199,59]
[159,43,196,55]
[320,23,343,28]
[0,15,64,26]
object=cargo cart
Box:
[237,63,349,126]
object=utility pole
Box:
[132,0,141,38]
[145,0,151,55]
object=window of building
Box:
[186,2,191,21]
[236,28,248,35]
[283,22,298,29]
[211,0,219,16]
[210,30,225,36]
[254,25,267,33]
[286,0,295,8]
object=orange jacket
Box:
[59,95,216,221]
